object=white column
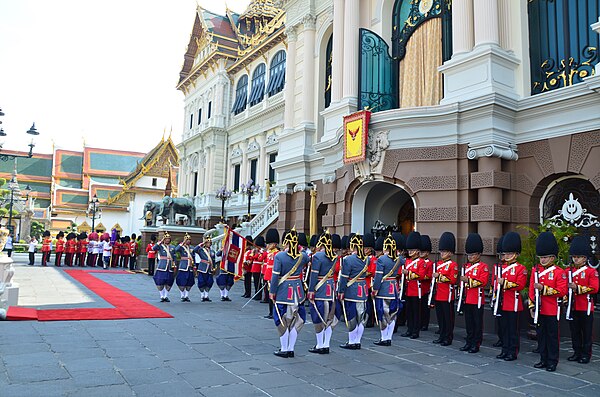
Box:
[452,0,474,56]
[331,0,344,102]
[498,0,511,50]
[283,26,297,131]
[342,0,359,99]
[302,15,316,124]
[257,135,267,185]
[241,144,248,184]
[198,152,205,195]
[215,79,225,116]
[474,0,499,47]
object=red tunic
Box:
[332,256,342,284]
[146,243,156,259]
[528,264,567,317]
[55,238,65,253]
[129,241,138,256]
[114,242,122,256]
[463,262,489,307]
[42,237,52,252]
[78,240,89,254]
[66,239,77,254]
[499,262,528,312]
[420,258,434,295]
[566,265,599,313]
[434,260,459,302]
[365,255,377,290]
[405,258,429,298]
[243,250,253,272]
[263,248,279,282]
[122,243,131,256]
[251,249,263,273]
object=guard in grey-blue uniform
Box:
[153,231,176,302]
[373,233,402,346]
[269,229,309,358]
[307,232,340,354]
[174,233,195,302]
[337,233,369,350]
[193,236,216,302]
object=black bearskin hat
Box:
[265,229,280,245]
[254,236,266,248]
[331,234,342,250]
[536,231,558,257]
[502,232,522,254]
[298,233,308,248]
[363,233,375,249]
[406,231,421,250]
[465,233,483,254]
[570,235,591,257]
[420,235,432,252]
[438,232,456,253]
[374,236,384,251]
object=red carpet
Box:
[6,269,173,321]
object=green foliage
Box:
[30,220,45,240]
[517,220,578,275]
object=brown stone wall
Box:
[275,131,600,261]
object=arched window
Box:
[324,35,333,109]
[528,0,599,95]
[249,64,266,106]
[267,50,286,96]
[231,75,248,115]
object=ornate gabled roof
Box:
[106,136,179,205]
[240,0,280,20]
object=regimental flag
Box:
[343,109,371,164]
[221,227,247,281]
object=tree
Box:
[30,220,45,240]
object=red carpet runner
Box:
[6,269,173,321]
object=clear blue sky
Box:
[0,0,249,154]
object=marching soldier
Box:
[372,233,402,346]
[145,234,157,276]
[419,235,433,331]
[307,231,338,354]
[459,233,489,353]
[194,236,216,302]
[529,231,567,371]
[566,235,599,364]
[269,229,309,358]
[263,229,280,319]
[54,231,65,267]
[153,232,176,302]
[496,232,528,361]
[338,233,369,350]
[175,233,195,302]
[492,236,505,348]
[401,231,425,339]
[432,232,458,346]
[41,231,52,266]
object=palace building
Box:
[0,137,178,238]
[177,0,600,260]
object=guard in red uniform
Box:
[263,229,280,319]
[459,233,489,353]
[432,232,458,346]
[496,232,528,361]
[242,236,254,298]
[566,235,599,364]
[491,236,505,348]
[529,231,568,372]
[251,243,263,300]
[65,232,77,266]
[363,233,377,328]
[41,231,52,266]
[54,231,65,267]
[419,235,433,331]
[76,232,88,267]
[113,237,122,268]
[146,234,157,276]
[401,231,427,339]
[122,236,131,269]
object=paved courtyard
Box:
[1,254,599,396]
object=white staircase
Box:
[207,194,279,251]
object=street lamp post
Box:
[16,185,31,240]
[241,179,260,222]
[215,186,232,223]
[86,194,101,231]
[0,107,40,161]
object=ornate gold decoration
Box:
[533,47,597,93]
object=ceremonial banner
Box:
[343,109,371,164]
[221,227,246,280]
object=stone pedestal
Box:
[138,226,206,273]
[0,254,18,320]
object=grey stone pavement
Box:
[1,254,599,397]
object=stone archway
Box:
[351,181,414,236]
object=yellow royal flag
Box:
[343,110,371,164]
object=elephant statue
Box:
[140,200,163,227]
[160,196,196,226]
